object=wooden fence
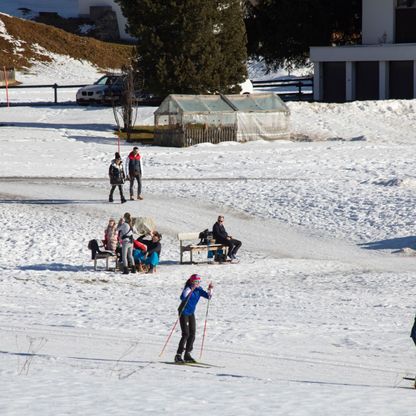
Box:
[0,83,87,105]
[154,125,237,147]
[252,76,313,101]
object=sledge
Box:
[403,376,416,388]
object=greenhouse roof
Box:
[225,94,289,112]
[155,93,289,115]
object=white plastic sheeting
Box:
[237,112,290,141]
[154,93,290,142]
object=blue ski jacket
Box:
[179,286,210,316]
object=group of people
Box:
[109,146,143,203]
[104,212,162,275]
[173,217,241,363]
[107,144,241,363]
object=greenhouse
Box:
[153,93,290,147]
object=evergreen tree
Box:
[216,1,248,92]
[115,0,248,95]
[245,0,361,70]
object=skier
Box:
[175,274,213,363]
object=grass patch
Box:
[115,126,155,142]
[0,13,133,70]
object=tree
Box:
[245,0,361,70]
[115,0,248,95]
[112,65,138,145]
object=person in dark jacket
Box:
[134,231,162,273]
[125,146,143,201]
[411,315,416,346]
[109,152,126,203]
[175,274,213,363]
[212,215,242,261]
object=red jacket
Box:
[133,239,147,252]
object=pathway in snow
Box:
[1,178,416,273]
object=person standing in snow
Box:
[212,215,242,261]
[108,152,126,203]
[175,274,213,363]
[104,218,119,252]
[125,146,143,200]
[116,212,137,275]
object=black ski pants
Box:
[177,314,196,355]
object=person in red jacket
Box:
[125,146,143,201]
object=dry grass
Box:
[0,14,133,70]
[115,126,155,143]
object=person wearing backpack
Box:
[117,212,137,275]
[108,152,126,203]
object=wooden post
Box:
[3,67,9,108]
[53,83,58,103]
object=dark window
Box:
[322,62,346,103]
[389,61,413,99]
[396,8,416,42]
[397,0,416,8]
[355,62,379,100]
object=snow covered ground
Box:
[1,54,416,415]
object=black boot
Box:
[175,354,184,363]
[122,267,129,275]
[130,265,137,274]
[121,196,126,204]
[109,196,114,203]
[184,353,196,363]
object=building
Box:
[310,0,416,102]
[154,93,290,147]
[78,0,134,41]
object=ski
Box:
[160,361,211,369]
[192,361,224,368]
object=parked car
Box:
[76,74,162,106]
[76,74,123,105]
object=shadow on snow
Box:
[358,236,416,251]
[0,199,105,205]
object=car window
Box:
[95,76,109,85]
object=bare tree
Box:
[112,65,139,145]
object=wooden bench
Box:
[93,252,117,271]
[88,239,118,271]
[178,232,228,264]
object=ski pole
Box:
[159,287,195,357]
[199,285,212,359]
